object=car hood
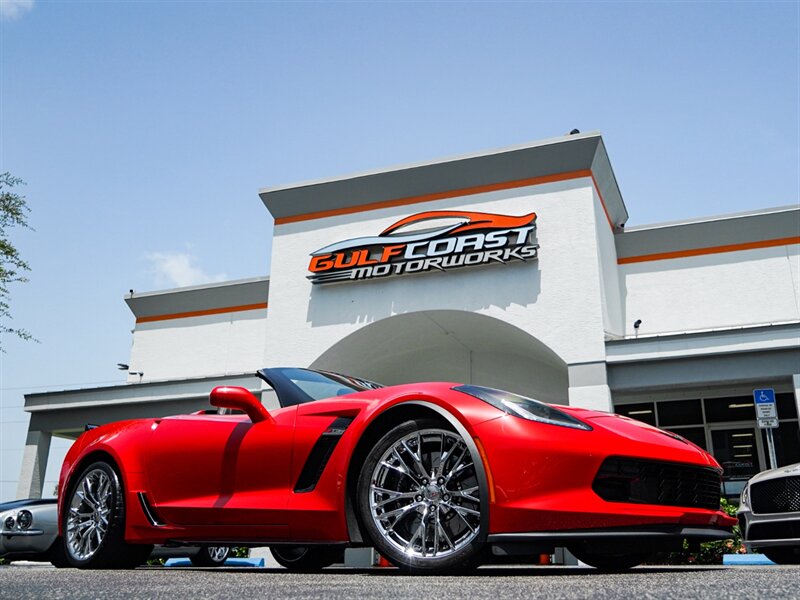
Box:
[748,461,800,485]
[557,407,719,468]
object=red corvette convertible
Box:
[58,368,735,572]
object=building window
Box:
[776,393,799,420]
[657,399,703,427]
[703,396,757,423]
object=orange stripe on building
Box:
[273,169,596,225]
[618,236,800,265]
[136,302,268,324]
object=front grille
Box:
[748,520,800,541]
[750,476,800,514]
[593,457,721,510]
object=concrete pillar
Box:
[16,429,52,499]
[567,361,613,412]
[794,374,800,439]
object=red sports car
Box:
[58,368,735,572]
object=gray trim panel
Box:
[608,348,800,393]
[616,207,799,260]
[260,133,628,227]
[125,277,269,319]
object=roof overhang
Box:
[259,131,628,228]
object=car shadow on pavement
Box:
[151,566,719,576]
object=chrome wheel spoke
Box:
[376,500,422,521]
[432,510,440,557]
[447,504,478,533]
[76,490,96,510]
[449,485,480,503]
[373,491,417,509]
[391,448,424,486]
[437,514,455,551]
[444,445,468,481]
[400,440,427,479]
[380,460,422,486]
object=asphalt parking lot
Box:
[0,563,797,600]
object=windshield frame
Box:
[256,367,384,408]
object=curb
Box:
[164,557,265,568]
[722,554,776,566]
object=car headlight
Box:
[454,384,592,431]
[4,515,15,530]
[17,510,32,529]
[740,484,749,507]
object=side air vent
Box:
[294,417,354,493]
[137,492,166,527]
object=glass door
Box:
[709,426,765,500]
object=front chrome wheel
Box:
[368,428,481,559]
[66,468,113,561]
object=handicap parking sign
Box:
[753,388,777,422]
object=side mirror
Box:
[209,386,274,424]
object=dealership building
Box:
[20,132,800,503]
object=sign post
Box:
[754,388,778,470]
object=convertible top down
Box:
[58,368,735,572]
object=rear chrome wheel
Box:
[61,461,152,569]
[66,468,112,562]
[270,546,342,572]
[358,419,484,573]
[190,545,231,567]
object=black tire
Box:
[48,538,70,568]
[568,546,649,570]
[61,461,153,569]
[762,547,800,565]
[189,546,231,567]
[357,418,485,574]
[270,546,342,572]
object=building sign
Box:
[307,210,539,284]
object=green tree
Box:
[0,172,35,345]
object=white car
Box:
[738,462,800,564]
[1,498,234,567]
[0,499,64,565]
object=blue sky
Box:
[0,1,797,500]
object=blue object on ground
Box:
[164,557,265,568]
[722,554,775,565]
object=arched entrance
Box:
[310,310,568,404]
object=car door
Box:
[143,406,296,531]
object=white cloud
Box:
[0,0,34,21]
[145,252,227,289]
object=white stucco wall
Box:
[593,189,625,337]
[263,178,615,409]
[127,309,268,381]
[620,243,800,336]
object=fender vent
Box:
[137,492,166,527]
[294,417,354,493]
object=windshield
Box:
[256,367,384,407]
